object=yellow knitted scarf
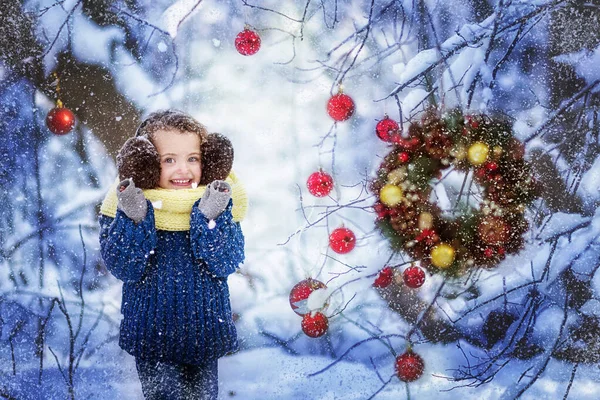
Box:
[99,171,248,231]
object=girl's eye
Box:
[164,158,175,164]
[189,156,200,162]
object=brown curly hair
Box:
[135,110,208,146]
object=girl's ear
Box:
[200,133,234,185]
[117,137,161,189]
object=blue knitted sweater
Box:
[99,198,244,365]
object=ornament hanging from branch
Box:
[327,85,355,122]
[306,169,334,197]
[289,278,327,316]
[376,115,400,142]
[289,278,331,338]
[329,226,356,254]
[403,265,426,288]
[46,72,76,135]
[395,350,425,382]
[235,26,261,56]
[301,311,329,338]
[373,266,394,288]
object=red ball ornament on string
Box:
[329,227,356,254]
[301,312,329,338]
[46,106,76,135]
[403,266,425,288]
[289,278,327,316]
[376,116,399,142]
[307,170,334,197]
[398,152,410,163]
[327,93,355,121]
[235,28,261,56]
[373,266,394,288]
[395,351,425,382]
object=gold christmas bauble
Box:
[387,167,408,185]
[467,142,490,166]
[430,243,455,268]
[418,212,433,230]
[380,184,404,207]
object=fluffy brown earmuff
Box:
[199,133,234,185]
[117,136,161,190]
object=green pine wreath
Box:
[371,109,537,275]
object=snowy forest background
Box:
[1,0,600,399]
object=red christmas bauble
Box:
[329,227,356,254]
[403,266,425,288]
[465,115,480,129]
[395,351,425,382]
[289,278,327,316]
[376,116,399,142]
[485,161,499,172]
[235,28,261,56]
[301,311,329,338]
[327,93,355,121]
[46,107,75,135]
[373,266,394,288]
[307,170,334,197]
[398,152,410,163]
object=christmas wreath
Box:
[371,109,537,274]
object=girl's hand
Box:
[213,180,230,193]
[198,180,232,220]
[116,178,148,223]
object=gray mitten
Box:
[116,178,148,223]
[198,180,232,220]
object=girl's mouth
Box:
[171,179,192,187]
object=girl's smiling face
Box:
[153,129,202,189]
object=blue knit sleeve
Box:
[190,199,245,278]
[98,201,157,283]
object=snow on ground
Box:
[17,344,597,399]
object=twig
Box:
[366,374,395,400]
[308,333,406,377]
[563,362,579,400]
[110,6,179,97]
[523,80,600,144]
[40,0,83,58]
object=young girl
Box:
[98,110,247,399]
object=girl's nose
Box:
[177,163,191,173]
